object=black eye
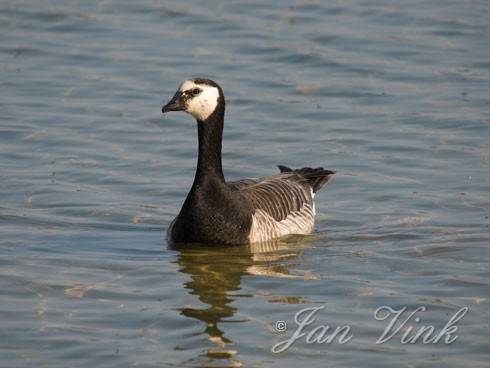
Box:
[191,88,201,96]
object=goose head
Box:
[162,78,224,122]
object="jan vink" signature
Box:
[272,305,469,353]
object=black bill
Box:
[162,92,185,113]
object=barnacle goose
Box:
[162,78,335,245]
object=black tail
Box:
[278,165,335,193]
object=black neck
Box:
[194,103,225,184]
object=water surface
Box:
[1,1,490,367]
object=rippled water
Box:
[1,1,490,367]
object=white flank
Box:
[179,80,219,121]
[248,203,316,244]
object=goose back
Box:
[230,166,334,243]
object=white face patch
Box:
[179,80,220,121]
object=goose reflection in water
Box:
[171,236,317,367]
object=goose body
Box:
[162,78,334,245]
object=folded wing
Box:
[229,166,334,243]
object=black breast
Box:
[169,177,253,245]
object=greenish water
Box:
[1,1,489,367]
